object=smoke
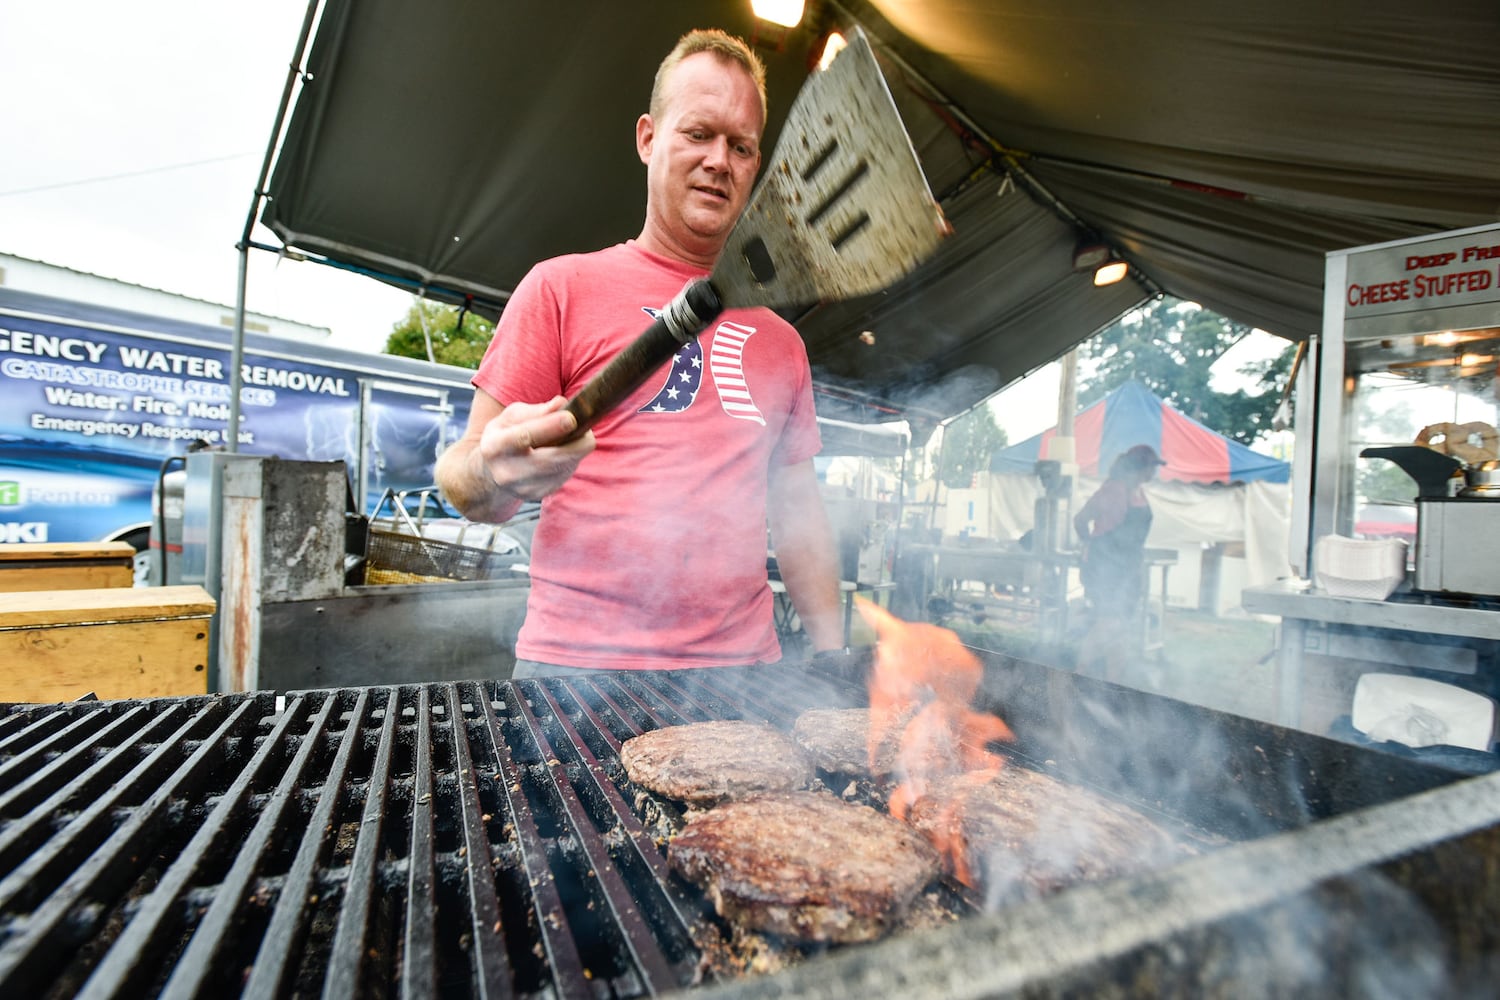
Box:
[944,854,1460,999]
[1199,871,1450,998]
[903,646,1498,997]
[970,688,1218,914]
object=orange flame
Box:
[910,768,1003,886]
[855,596,1015,884]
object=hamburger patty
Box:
[669,792,941,943]
[620,720,814,806]
[907,766,1183,899]
[791,707,900,777]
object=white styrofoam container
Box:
[1352,673,1496,751]
[1314,535,1407,600]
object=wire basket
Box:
[363,529,505,585]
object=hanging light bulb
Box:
[752,0,805,28]
[1093,260,1129,286]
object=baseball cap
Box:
[1125,444,1166,467]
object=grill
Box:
[2,654,1498,998]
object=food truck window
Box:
[1345,326,1500,537]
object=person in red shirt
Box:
[1072,444,1165,679]
[435,29,844,674]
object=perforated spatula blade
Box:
[713,29,949,309]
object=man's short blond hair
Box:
[650,29,767,125]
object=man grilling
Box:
[436,29,844,676]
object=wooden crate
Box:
[0,542,136,592]
[0,586,215,703]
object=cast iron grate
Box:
[0,666,868,998]
[2,657,1493,998]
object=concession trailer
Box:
[1243,222,1500,736]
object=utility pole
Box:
[1035,347,1081,646]
[1057,348,1078,444]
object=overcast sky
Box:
[0,1,414,351]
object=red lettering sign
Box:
[1413,269,1493,298]
[1347,280,1411,307]
[1405,252,1457,270]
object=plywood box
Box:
[0,586,215,703]
[0,542,136,592]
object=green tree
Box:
[1080,297,1296,446]
[383,300,494,369]
[1355,397,1424,503]
[936,405,1007,489]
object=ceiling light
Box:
[1093,261,1129,286]
[816,31,847,71]
[752,0,805,28]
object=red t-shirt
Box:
[473,242,822,669]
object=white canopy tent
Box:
[974,473,1291,614]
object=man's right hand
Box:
[436,394,594,523]
[477,396,594,501]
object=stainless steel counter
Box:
[1244,581,1500,639]
[1242,581,1500,731]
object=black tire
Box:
[116,527,153,586]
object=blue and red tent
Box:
[990,380,1289,484]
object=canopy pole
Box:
[891,435,910,586]
[228,248,250,454]
[229,0,324,453]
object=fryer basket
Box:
[363,528,506,584]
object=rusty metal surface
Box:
[0,668,862,997]
[216,459,349,693]
[712,29,949,310]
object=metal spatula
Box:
[563,28,949,437]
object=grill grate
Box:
[3,657,1493,998]
[0,667,867,998]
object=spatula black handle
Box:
[562,277,723,441]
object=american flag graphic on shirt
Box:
[707,321,764,426]
[637,308,703,414]
[636,310,764,425]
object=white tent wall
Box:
[975,473,1292,614]
[1243,481,1296,602]
[945,483,1034,541]
[958,475,1039,544]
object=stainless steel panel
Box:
[1415,499,1500,597]
[178,450,259,596]
[258,579,528,687]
